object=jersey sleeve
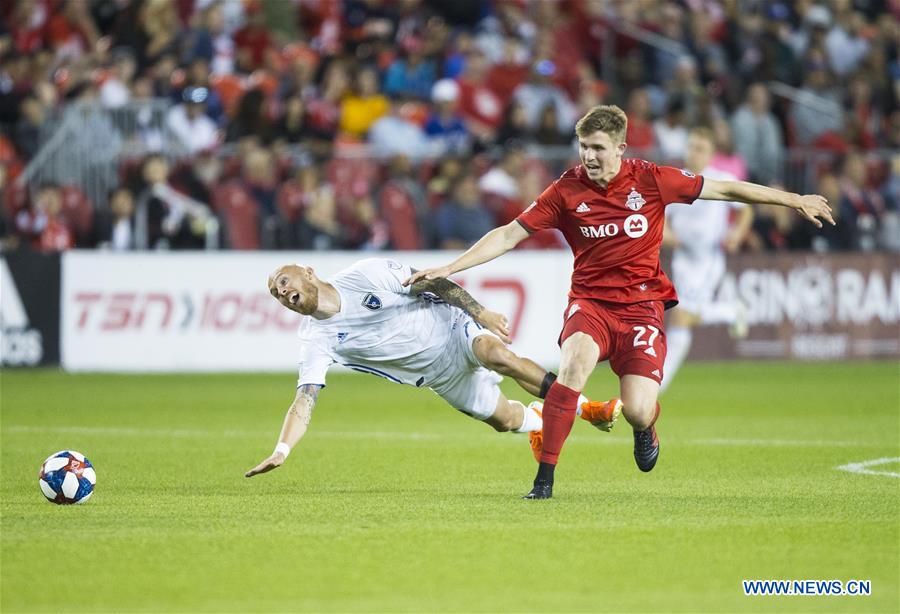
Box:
[354,258,414,295]
[296,340,333,387]
[654,165,705,206]
[516,182,563,233]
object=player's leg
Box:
[482,392,542,433]
[609,301,667,472]
[471,335,608,421]
[471,335,546,397]
[428,347,541,436]
[620,374,661,472]
[620,374,661,430]
[661,252,706,394]
[659,307,699,394]
[525,331,600,500]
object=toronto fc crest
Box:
[625,187,646,211]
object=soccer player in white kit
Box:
[660,127,754,393]
[246,258,613,477]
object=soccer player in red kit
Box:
[406,105,834,499]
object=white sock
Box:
[512,401,543,433]
[660,326,692,394]
[576,393,589,416]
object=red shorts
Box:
[559,299,667,384]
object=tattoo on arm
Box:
[290,384,321,426]
[411,276,484,319]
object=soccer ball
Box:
[38,450,96,505]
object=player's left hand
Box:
[478,310,512,344]
[244,452,286,478]
[795,194,835,228]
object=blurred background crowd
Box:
[0,0,897,254]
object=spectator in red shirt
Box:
[15,183,75,252]
[233,8,272,73]
[485,36,529,106]
[455,49,504,147]
[46,0,99,59]
[624,88,656,151]
[8,1,47,55]
[378,154,430,249]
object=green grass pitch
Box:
[2,363,898,613]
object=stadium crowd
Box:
[0,0,897,253]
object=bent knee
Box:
[623,399,658,430]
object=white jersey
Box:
[295,258,460,389]
[666,166,745,256]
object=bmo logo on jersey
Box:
[579,214,649,240]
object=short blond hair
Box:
[575,105,628,143]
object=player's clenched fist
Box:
[245,452,286,478]
[477,309,512,344]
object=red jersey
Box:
[516,159,704,307]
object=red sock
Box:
[539,382,581,465]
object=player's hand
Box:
[477,309,512,344]
[403,265,454,287]
[794,194,835,228]
[244,452,286,478]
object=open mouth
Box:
[289,292,300,305]
[585,164,600,171]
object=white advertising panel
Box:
[61,251,573,372]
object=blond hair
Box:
[575,105,628,143]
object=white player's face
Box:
[685,135,714,174]
[268,265,319,315]
[578,130,625,184]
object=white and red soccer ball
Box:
[38,450,96,505]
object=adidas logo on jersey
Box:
[651,369,661,378]
[576,202,591,213]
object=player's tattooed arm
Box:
[290,384,320,425]
[411,273,485,318]
[409,269,512,343]
[245,383,323,478]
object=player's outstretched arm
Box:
[403,221,529,287]
[409,274,512,343]
[245,384,321,478]
[699,179,835,228]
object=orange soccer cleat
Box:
[580,398,623,432]
[527,401,543,463]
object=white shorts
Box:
[428,312,502,420]
[671,249,726,316]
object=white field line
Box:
[2,425,893,449]
[835,457,900,478]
